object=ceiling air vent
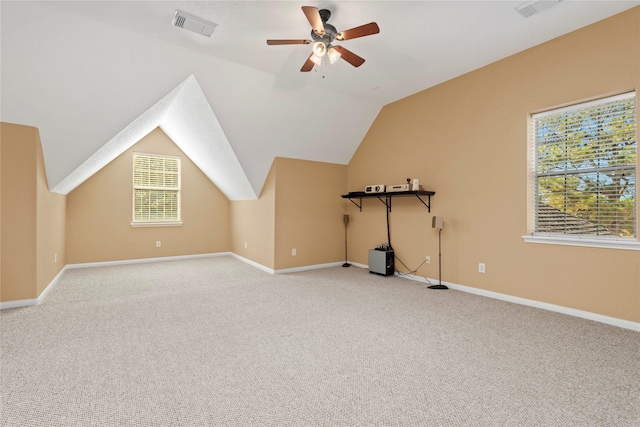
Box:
[515,0,563,18]
[172,10,217,37]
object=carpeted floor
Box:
[1,256,639,426]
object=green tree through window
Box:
[533,93,636,238]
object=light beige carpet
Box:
[1,256,639,426]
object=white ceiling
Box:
[2,1,638,198]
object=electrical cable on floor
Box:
[394,254,434,288]
[382,197,430,286]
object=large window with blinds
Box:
[133,153,181,225]
[531,92,636,242]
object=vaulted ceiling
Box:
[2,1,637,199]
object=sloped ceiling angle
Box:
[52,75,257,200]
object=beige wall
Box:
[230,162,276,269]
[36,129,66,295]
[273,157,347,270]
[347,8,640,322]
[1,123,66,302]
[230,157,347,271]
[66,128,230,264]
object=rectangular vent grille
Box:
[172,10,216,37]
[515,0,563,18]
[174,15,187,28]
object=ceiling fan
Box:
[266,6,380,72]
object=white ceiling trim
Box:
[50,79,182,195]
[160,75,256,200]
[52,75,256,200]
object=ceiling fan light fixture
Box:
[312,41,327,57]
[310,41,327,65]
[327,46,341,64]
[310,54,323,66]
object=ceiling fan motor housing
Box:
[318,9,331,23]
[311,9,337,46]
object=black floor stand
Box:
[342,220,350,267]
[428,228,448,289]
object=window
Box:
[527,92,636,248]
[132,153,181,226]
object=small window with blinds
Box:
[531,92,636,240]
[132,153,181,226]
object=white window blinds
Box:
[532,92,636,238]
[133,154,181,223]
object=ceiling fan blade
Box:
[302,6,325,36]
[336,22,380,41]
[332,45,365,67]
[300,54,315,72]
[267,39,312,45]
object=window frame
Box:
[523,92,639,251]
[131,152,182,227]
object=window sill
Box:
[131,221,182,228]
[522,234,640,251]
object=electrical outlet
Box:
[156,241,162,248]
[292,248,297,256]
[244,242,248,249]
[479,263,485,273]
[425,256,431,264]
[54,253,58,263]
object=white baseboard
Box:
[65,252,230,269]
[0,253,229,310]
[347,261,368,269]
[389,268,640,332]
[0,297,39,310]
[229,253,275,274]
[37,266,67,303]
[0,265,68,310]
[274,261,344,274]
[448,282,640,332]
[313,263,640,331]
[229,253,345,275]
